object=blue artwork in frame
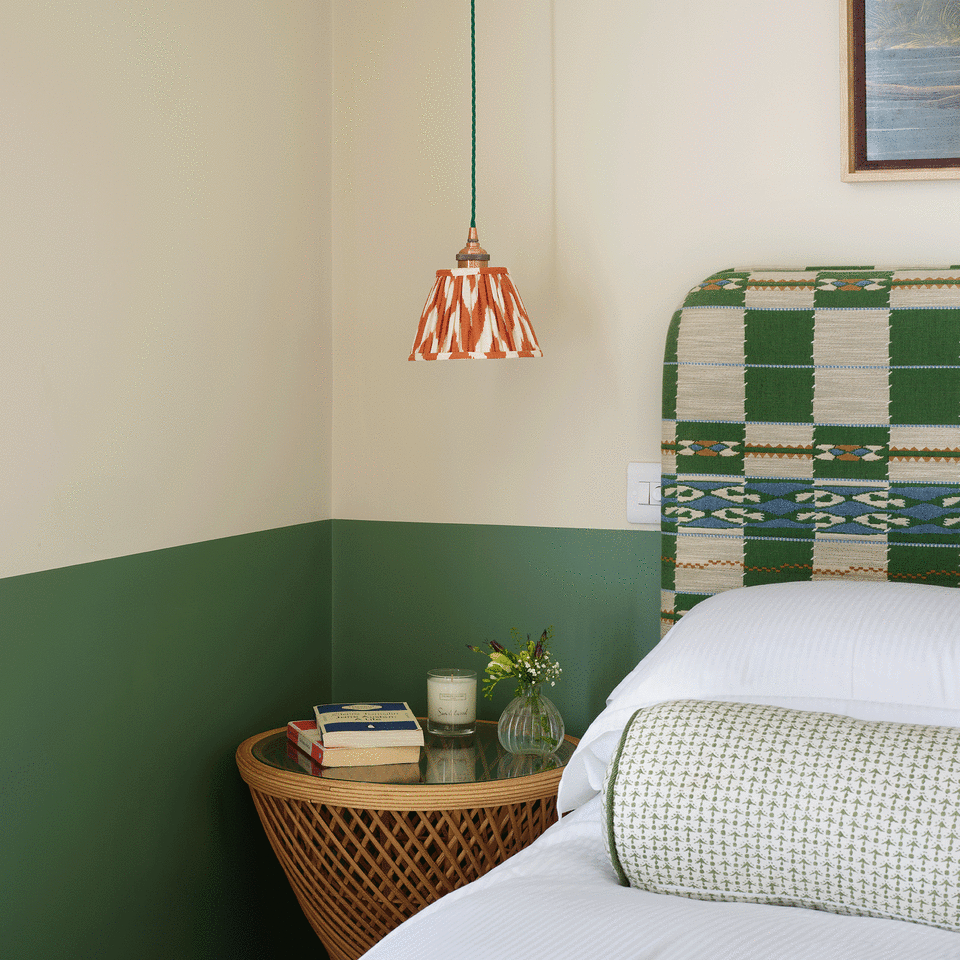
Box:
[843,0,960,180]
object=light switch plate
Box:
[627,462,661,525]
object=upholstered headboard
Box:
[661,266,960,636]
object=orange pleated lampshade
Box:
[409,266,542,361]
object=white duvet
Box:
[362,582,960,960]
[362,793,960,959]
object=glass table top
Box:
[253,721,576,786]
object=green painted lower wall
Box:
[1,521,332,960]
[331,521,661,738]
[2,518,660,960]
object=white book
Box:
[287,720,422,768]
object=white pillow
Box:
[558,580,960,813]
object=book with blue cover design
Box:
[312,701,425,748]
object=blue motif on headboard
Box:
[661,266,960,635]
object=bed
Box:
[361,266,960,959]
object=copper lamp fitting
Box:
[455,226,491,269]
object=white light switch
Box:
[627,462,661,525]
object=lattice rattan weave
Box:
[237,725,573,960]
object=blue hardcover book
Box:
[313,701,424,748]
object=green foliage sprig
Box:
[468,627,562,699]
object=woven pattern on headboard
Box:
[661,266,960,636]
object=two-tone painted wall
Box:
[2,2,332,957]
[6,2,960,958]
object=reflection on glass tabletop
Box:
[252,720,576,786]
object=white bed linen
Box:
[362,582,960,959]
[560,581,960,813]
[361,794,960,959]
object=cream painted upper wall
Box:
[0,1,331,579]
[332,0,960,530]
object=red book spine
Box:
[287,719,324,763]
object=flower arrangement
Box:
[468,626,562,699]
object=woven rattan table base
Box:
[237,725,574,960]
[251,789,558,960]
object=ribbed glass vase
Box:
[497,683,564,755]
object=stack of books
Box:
[287,701,424,770]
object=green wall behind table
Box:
[331,520,662,738]
[0,521,332,960]
[1,518,660,960]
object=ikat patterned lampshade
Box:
[409,1,542,361]
[409,247,542,360]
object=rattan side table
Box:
[236,721,578,960]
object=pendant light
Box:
[408,0,542,361]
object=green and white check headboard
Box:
[661,266,960,635]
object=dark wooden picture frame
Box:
[843,0,960,181]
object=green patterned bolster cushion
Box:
[605,699,960,931]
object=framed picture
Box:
[842,0,960,181]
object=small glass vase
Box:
[497,683,564,755]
